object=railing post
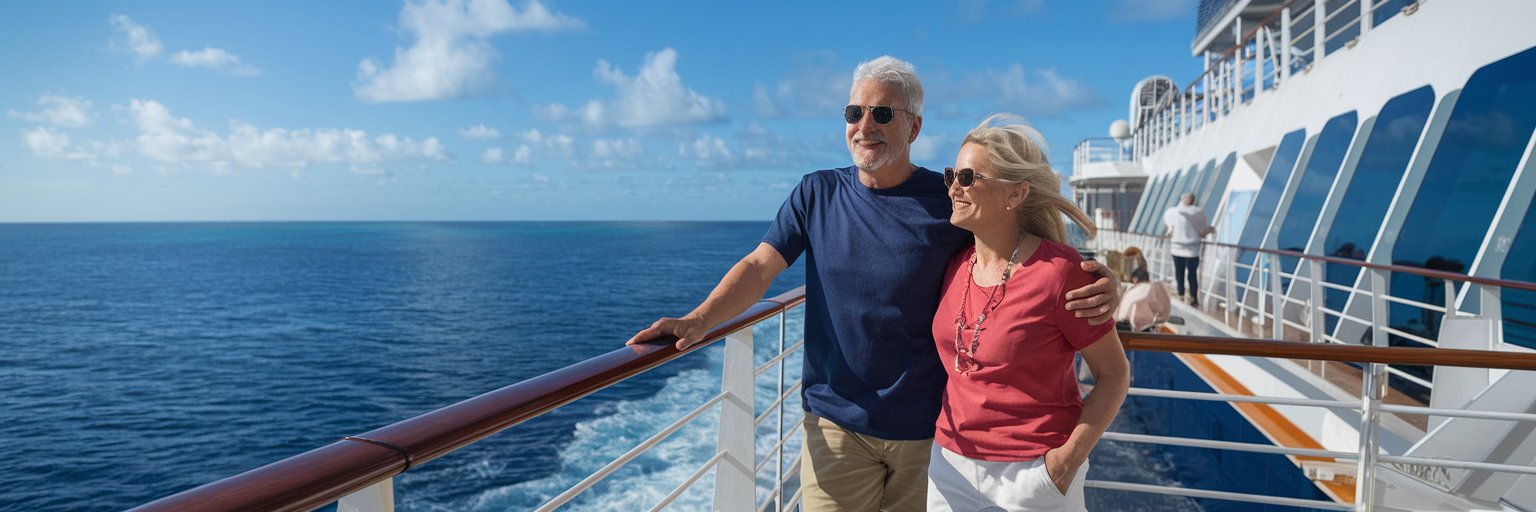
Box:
[1281,7,1292,82]
[775,311,787,512]
[336,479,394,512]
[1225,246,1237,325]
[715,329,756,511]
[1309,259,1325,343]
[1444,279,1459,319]
[1270,252,1284,339]
[1315,0,1327,57]
[1360,0,1373,36]
[1356,268,1390,510]
[1254,27,1265,92]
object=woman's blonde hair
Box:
[962,114,1095,244]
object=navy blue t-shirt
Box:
[763,166,971,440]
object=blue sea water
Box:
[0,222,1197,511]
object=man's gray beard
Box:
[855,149,904,173]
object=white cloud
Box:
[458,123,502,140]
[679,124,832,171]
[589,137,647,169]
[537,47,727,130]
[123,99,449,174]
[109,15,162,63]
[512,145,533,166]
[169,48,262,76]
[952,65,1103,118]
[1112,0,1194,22]
[689,134,733,162]
[23,127,90,159]
[354,0,584,103]
[9,95,94,128]
[109,15,260,76]
[910,132,954,163]
[481,147,505,164]
[753,53,851,119]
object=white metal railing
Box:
[1132,0,1416,159]
[1089,229,1536,509]
[1072,137,1133,174]
[1096,230,1446,395]
[329,301,809,512]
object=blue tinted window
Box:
[1236,129,1308,289]
[1140,170,1177,234]
[1202,154,1238,220]
[1132,174,1166,233]
[1369,0,1415,28]
[1148,166,1198,234]
[1322,87,1434,333]
[1188,159,1218,212]
[1500,204,1536,350]
[1392,45,1536,346]
[1277,111,1358,280]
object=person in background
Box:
[628,57,1121,511]
[928,114,1130,511]
[1162,192,1215,307]
[1115,267,1171,332]
[1119,245,1148,278]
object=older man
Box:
[628,56,1117,511]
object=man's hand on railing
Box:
[626,315,711,351]
[1067,260,1122,325]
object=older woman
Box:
[927,115,1130,511]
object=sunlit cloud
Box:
[945,64,1104,118]
[354,0,584,103]
[9,95,94,128]
[752,52,851,119]
[123,99,449,174]
[108,14,162,63]
[169,48,262,76]
[458,123,502,140]
[109,15,260,76]
[536,48,727,131]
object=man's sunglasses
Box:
[844,105,912,125]
[944,167,1016,188]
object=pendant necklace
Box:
[953,232,1025,373]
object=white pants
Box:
[926,443,1088,511]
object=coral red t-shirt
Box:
[931,238,1114,462]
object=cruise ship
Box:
[128,1,1536,511]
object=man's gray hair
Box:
[1182,192,1196,205]
[851,56,924,115]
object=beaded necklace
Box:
[952,234,1025,374]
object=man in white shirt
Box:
[1163,193,1215,306]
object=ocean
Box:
[0,222,1198,511]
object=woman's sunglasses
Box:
[944,167,1015,188]
[844,105,912,125]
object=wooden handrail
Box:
[1121,332,1536,371]
[1098,229,1536,293]
[128,288,807,512]
[129,274,1536,511]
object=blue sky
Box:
[1,0,1201,222]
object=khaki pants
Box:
[800,413,932,512]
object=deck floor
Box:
[1194,298,1429,432]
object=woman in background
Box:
[928,115,1130,511]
